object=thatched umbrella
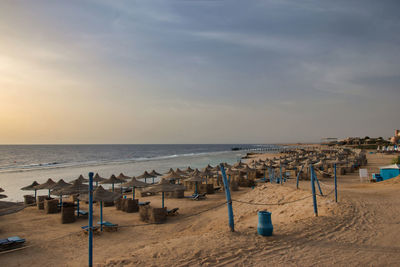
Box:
[52,180,89,217]
[137,171,155,184]
[93,173,106,187]
[184,166,194,173]
[148,170,161,184]
[100,174,123,192]
[91,186,121,231]
[0,194,7,199]
[0,188,4,193]
[233,161,246,169]
[121,177,149,199]
[71,175,89,184]
[202,169,213,184]
[117,173,130,182]
[21,181,40,199]
[185,175,202,194]
[175,168,186,176]
[145,179,185,208]
[164,168,175,176]
[49,179,71,205]
[162,171,185,184]
[34,178,56,197]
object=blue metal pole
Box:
[334,164,338,203]
[310,166,318,217]
[100,201,103,232]
[88,172,94,267]
[34,189,37,200]
[60,195,63,207]
[220,164,234,232]
[195,182,198,195]
[132,186,135,199]
[296,165,304,189]
[162,192,165,208]
[312,168,323,196]
[279,165,283,184]
[48,189,50,198]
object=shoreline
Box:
[1,149,400,266]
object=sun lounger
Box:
[139,201,150,206]
[77,210,88,216]
[167,208,179,216]
[81,225,99,235]
[184,193,206,200]
[97,221,118,232]
[0,236,26,251]
[214,187,221,191]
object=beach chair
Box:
[139,201,150,206]
[77,210,88,217]
[97,221,118,232]
[167,208,179,216]
[81,225,100,235]
[184,193,206,200]
[0,236,26,251]
[214,187,222,191]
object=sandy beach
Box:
[0,151,399,266]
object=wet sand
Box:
[1,152,400,266]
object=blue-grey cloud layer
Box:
[1,0,399,143]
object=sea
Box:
[0,144,279,201]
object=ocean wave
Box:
[0,150,235,174]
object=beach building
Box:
[379,164,400,180]
[390,129,400,144]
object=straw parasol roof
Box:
[233,161,246,169]
[191,169,202,176]
[121,177,149,188]
[137,171,155,179]
[71,175,89,183]
[50,179,71,191]
[184,167,194,173]
[117,173,130,181]
[0,194,7,199]
[221,162,231,168]
[145,178,185,193]
[164,168,175,175]
[0,188,4,193]
[93,173,106,183]
[100,174,124,185]
[185,175,203,183]
[226,168,239,176]
[21,181,39,191]
[257,163,268,170]
[94,186,121,202]
[162,171,185,181]
[240,165,254,173]
[52,180,89,195]
[149,170,162,176]
[34,178,56,190]
[175,168,186,176]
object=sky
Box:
[0,0,399,144]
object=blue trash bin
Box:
[257,211,273,236]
